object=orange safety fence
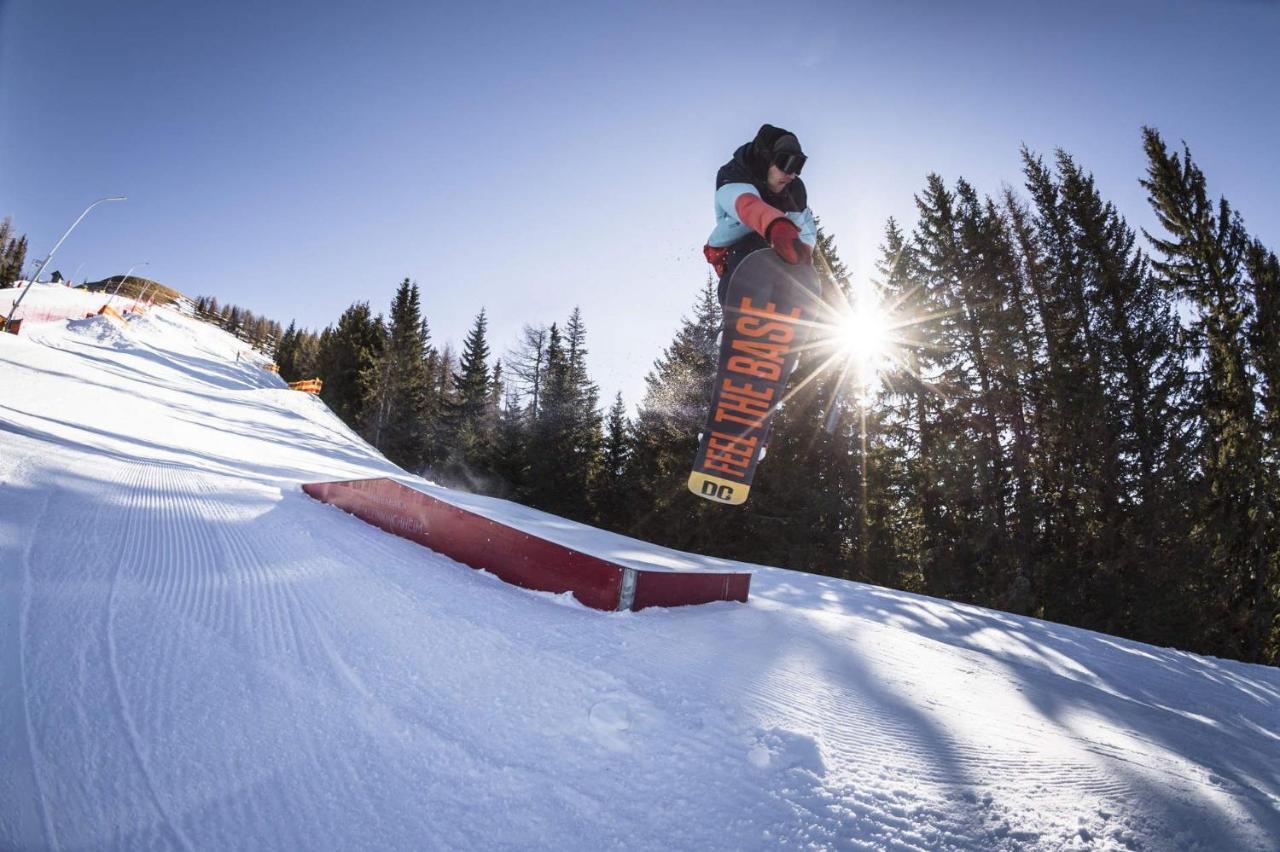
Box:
[0,290,157,329]
[288,378,323,394]
[3,305,94,325]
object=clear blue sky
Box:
[3,0,1278,409]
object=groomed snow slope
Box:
[1,294,1278,851]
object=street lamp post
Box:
[124,282,153,322]
[103,262,147,311]
[3,195,126,332]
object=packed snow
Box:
[1,289,1278,851]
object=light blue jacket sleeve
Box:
[707,182,817,248]
[707,183,757,247]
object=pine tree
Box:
[1020,151,1125,626]
[909,174,991,600]
[358,314,393,448]
[520,314,603,519]
[868,218,934,593]
[1246,241,1280,661]
[1141,128,1274,662]
[440,309,495,487]
[489,358,504,412]
[434,342,458,422]
[275,321,302,381]
[488,386,528,499]
[451,309,493,425]
[524,323,569,511]
[0,217,28,287]
[982,196,1047,612]
[362,279,431,469]
[1055,151,1194,641]
[1249,242,1280,460]
[318,301,384,426]
[0,217,9,284]
[947,180,1023,602]
[294,330,322,379]
[954,183,1050,609]
[592,392,632,529]
[564,307,604,500]
[1004,187,1083,607]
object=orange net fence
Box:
[288,378,323,394]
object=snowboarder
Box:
[689,125,823,505]
[703,124,818,303]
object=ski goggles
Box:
[772,150,807,175]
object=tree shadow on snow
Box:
[752,574,1280,848]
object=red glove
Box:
[767,218,812,265]
[703,244,729,277]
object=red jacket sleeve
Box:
[733,192,787,239]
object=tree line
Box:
[264,128,1276,666]
[0,217,29,288]
[193,295,285,353]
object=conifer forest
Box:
[256,130,1279,666]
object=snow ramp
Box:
[303,477,751,611]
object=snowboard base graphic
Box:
[689,249,821,505]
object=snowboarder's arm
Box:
[715,183,787,238]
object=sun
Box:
[777,275,936,416]
[840,301,888,363]
[834,295,892,387]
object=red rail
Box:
[303,478,751,611]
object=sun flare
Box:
[839,303,889,365]
[831,295,894,391]
[779,273,937,417]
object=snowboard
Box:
[688,248,822,505]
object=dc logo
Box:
[701,480,735,501]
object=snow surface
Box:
[1,293,1278,851]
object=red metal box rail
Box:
[302,478,751,612]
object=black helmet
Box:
[751,124,807,177]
